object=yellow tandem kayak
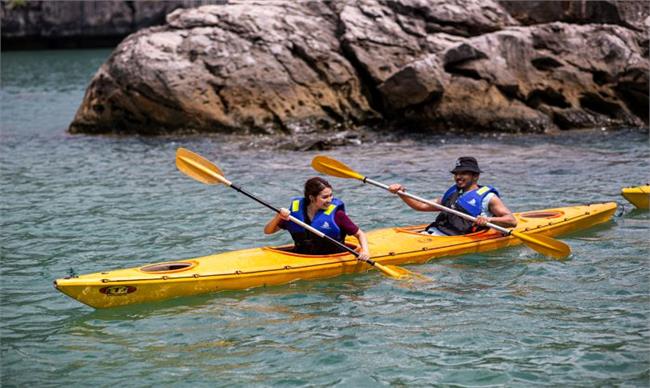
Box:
[54,202,617,309]
[621,185,650,209]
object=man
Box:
[388,157,517,236]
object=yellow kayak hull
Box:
[55,202,617,308]
[621,185,650,209]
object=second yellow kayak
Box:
[621,185,650,209]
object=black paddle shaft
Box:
[230,183,281,213]
[229,184,374,264]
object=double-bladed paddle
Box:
[175,148,416,280]
[311,155,571,259]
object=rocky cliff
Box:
[1,0,225,49]
[66,0,649,136]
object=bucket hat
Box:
[450,157,482,174]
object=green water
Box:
[1,50,649,386]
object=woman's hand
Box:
[357,251,370,262]
[278,208,290,221]
[265,208,290,234]
[353,229,370,262]
[388,183,405,194]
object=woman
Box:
[264,177,370,260]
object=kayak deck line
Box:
[54,202,618,308]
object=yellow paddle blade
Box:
[383,264,431,281]
[512,231,571,259]
[374,262,411,280]
[371,262,429,281]
[311,156,365,181]
[176,148,230,186]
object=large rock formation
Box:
[67,0,649,136]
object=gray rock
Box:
[337,0,517,85]
[379,23,647,132]
[67,0,649,137]
[70,2,376,134]
[498,0,649,31]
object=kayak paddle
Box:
[175,148,415,280]
[311,155,571,259]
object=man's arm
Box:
[388,184,441,212]
[476,196,517,228]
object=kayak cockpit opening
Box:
[140,261,197,273]
[264,244,359,257]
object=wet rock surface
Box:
[65,0,649,136]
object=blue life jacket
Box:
[429,185,500,235]
[440,185,499,217]
[285,197,346,254]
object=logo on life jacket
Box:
[321,221,331,229]
[467,198,477,206]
